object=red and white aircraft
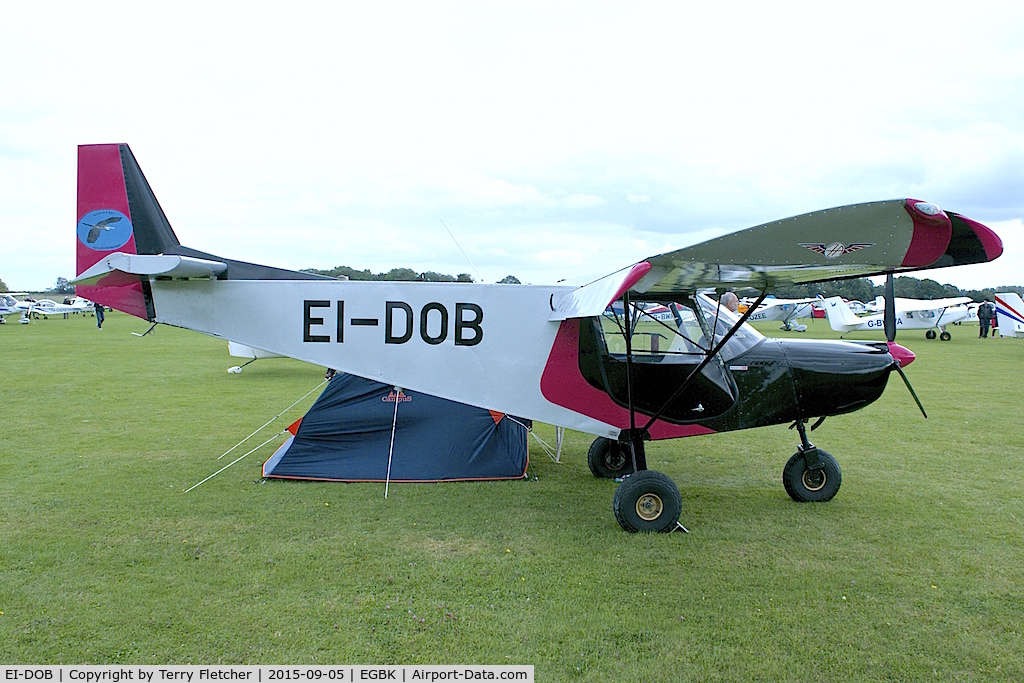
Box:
[73,144,1004,532]
[743,297,818,332]
[995,292,1024,338]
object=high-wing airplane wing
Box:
[547,199,1000,318]
[891,296,973,313]
[633,200,1001,297]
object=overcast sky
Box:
[2,1,1022,292]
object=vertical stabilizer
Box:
[995,292,1024,338]
[821,296,862,332]
[76,144,180,319]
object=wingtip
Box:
[960,215,1003,262]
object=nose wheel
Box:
[783,448,842,502]
[784,420,842,502]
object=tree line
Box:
[301,265,521,284]
[770,277,1024,303]
[5,272,1021,301]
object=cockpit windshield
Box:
[599,293,764,362]
[693,293,764,358]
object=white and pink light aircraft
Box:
[73,144,1003,532]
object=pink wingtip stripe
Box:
[961,216,1003,262]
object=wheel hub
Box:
[802,468,827,492]
[605,450,626,471]
[635,493,664,521]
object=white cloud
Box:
[1,2,1023,291]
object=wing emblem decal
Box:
[798,242,874,259]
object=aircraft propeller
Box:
[883,273,896,342]
[891,360,927,418]
[880,271,926,415]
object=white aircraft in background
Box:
[23,297,93,319]
[995,292,1024,338]
[821,296,973,340]
[742,297,818,332]
[0,293,35,324]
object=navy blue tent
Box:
[263,374,530,482]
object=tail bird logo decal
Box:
[77,209,133,251]
[799,242,874,259]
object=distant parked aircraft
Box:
[821,296,972,340]
[995,292,1024,338]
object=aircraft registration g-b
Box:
[74,144,1004,533]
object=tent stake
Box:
[186,431,284,493]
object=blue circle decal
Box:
[77,209,133,251]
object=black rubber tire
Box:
[940,331,951,341]
[783,449,841,502]
[587,437,629,478]
[926,329,937,339]
[613,470,682,533]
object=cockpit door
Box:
[578,297,751,424]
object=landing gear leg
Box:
[610,429,685,533]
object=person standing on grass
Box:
[977,299,994,338]
[94,300,105,329]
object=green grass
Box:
[2,312,1023,680]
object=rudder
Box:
[76,144,180,319]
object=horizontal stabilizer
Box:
[72,253,228,285]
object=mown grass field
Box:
[1,311,1022,680]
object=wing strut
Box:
[620,291,647,473]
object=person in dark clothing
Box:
[977,300,994,338]
[94,301,105,329]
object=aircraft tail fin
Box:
[821,296,861,331]
[75,144,332,321]
[76,144,181,319]
[995,292,1024,338]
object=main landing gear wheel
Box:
[783,449,842,502]
[587,437,629,478]
[613,470,682,533]
[926,330,937,339]
[940,331,952,341]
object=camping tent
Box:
[263,373,530,482]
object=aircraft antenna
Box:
[441,219,484,283]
